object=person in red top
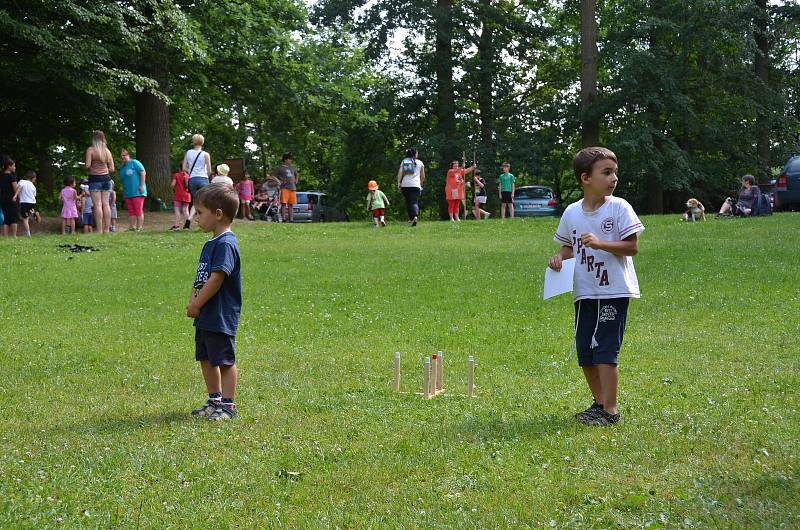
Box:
[445,160,476,221]
[171,167,192,230]
[236,172,255,220]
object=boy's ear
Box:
[580,171,590,184]
[215,208,224,219]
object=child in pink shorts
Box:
[60,176,79,235]
[236,172,254,220]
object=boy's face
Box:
[582,158,618,196]
[194,203,225,233]
[501,164,510,172]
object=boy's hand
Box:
[548,254,563,271]
[186,303,200,318]
[580,232,602,249]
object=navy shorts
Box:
[501,191,513,204]
[574,298,629,366]
[195,328,236,367]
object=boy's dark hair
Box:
[64,175,75,186]
[282,152,293,162]
[475,169,482,175]
[0,154,14,170]
[26,170,37,179]
[742,174,755,186]
[196,182,240,220]
[406,147,417,159]
[573,147,618,185]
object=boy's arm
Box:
[138,167,146,194]
[187,271,225,318]
[581,232,639,256]
[548,245,574,271]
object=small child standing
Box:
[498,162,516,221]
[186,182,242,421]
[171,167,191,230]
[548,147,644,426]
[236,172,255,220]
[366,180,389,227]
[17,170,38,237]
[60,176,79,235]
[109,180,118,232]
[79,181,94,233]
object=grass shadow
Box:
[44,411,191,437]
[454,412,574,442]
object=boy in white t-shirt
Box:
[16,170,38,237]
[548,147,644,426]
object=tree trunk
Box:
[135,66,171,207]
[580,0,600,147]
[434,0,457,219]
[476,0,498,213]
[754,0,770,183]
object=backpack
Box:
[752,191,772,216]
[401,158,416,177]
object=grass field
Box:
[1,213,798,528]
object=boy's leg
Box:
[220,364,238,400]
[509,203,514,219]
[199,360,222,395]
[500,203,506,219]
[581,366,603,406]
[596,364,618,415]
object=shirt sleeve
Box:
[554,208,572,246]
[135,160,145,173]
[617,200,645,240]
[209,240,236,276]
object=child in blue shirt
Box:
[186,182,242,420]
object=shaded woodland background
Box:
[1,0,798,216]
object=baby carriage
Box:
[254,187,281,222]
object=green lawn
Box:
[1,214,798,528]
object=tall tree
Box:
[580,0,600,147]
[754,0,771,183]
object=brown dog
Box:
[682,198,706,221]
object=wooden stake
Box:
[423,357,431,400]
[394,352,401,392]
[467,355,475,397]
[437,351,444,392]
[430,353,438,396]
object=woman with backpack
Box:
[396,147,425,226]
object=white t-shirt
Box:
[211,175,234,187]
[17,179,36,203]
[554,196,644,301]
[399,158,424,188]
[185,149,208,180]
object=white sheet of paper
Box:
[543,258,575,300]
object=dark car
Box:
[513,186,559,217]
[291,191,349,222]
[774,155,800,211]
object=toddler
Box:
[60,176,79,235]
[366,180,389,227]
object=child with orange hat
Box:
[366,180,389,227]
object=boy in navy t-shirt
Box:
[186,183,242,420]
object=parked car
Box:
[291,191,349,222]
[513,186,560,217]
[774,155,800,211]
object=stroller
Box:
[254,187,281,222]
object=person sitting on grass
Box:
[716,174,760,217]
[187,182,242,421]
[548,146,644,426]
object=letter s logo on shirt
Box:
[601,217,614,233]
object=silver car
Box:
[291,192,349,222]
[513,186,559,217]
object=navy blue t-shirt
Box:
[193,231,241,336]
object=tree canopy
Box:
[1,0,798,214]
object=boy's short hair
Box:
[742,174,755,186]
[282,152,293,162]
[573,147,618,185]
[192,134,205,146]
[26,170,37,179]
[195,182,240,220]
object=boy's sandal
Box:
[580,409,620,426]
[575,401,603,420]
[191,399,219,418]
[207,404,238,421]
